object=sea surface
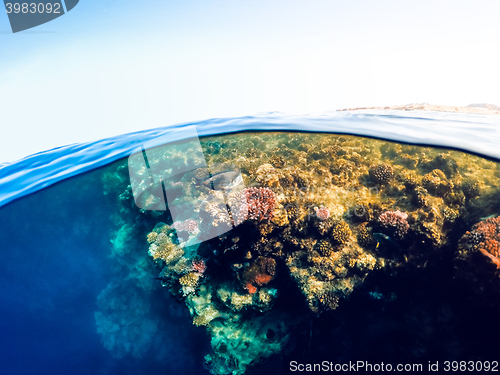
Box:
[1,111,499,375]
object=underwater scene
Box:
[2,118,500,374]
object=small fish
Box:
[480,214,498,221]
[152,276,169,282]
[373,233,408,252]
[194,169,243,191]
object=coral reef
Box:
[422,169,453,197]
[96,130,500,375]
[286,244,377,314]
[457,216,500,268]
[461,179,481,199]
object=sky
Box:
[0,0,499,162]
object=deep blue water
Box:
[1,111,499,375]
[0,167,209,375]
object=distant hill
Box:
[466,103,500,110]
[338,103,500,115]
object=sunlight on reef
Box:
[96,132,500,375]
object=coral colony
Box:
[96,132,500,375]
[243,187,276,221]
[171,219,199,234]
[378,210,409,238]
[314,206,330,221]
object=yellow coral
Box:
[255,163,280,187]
[179,272,201,295]
[186,286,223,327]
[149,239,184,264]
[192,305,221,326]
[422,169,453,196]
[147,232,158,243]
[147,225,185,264]
[334,265,348,277]
[354,253,377,271]
[217,285,276,312]
[271,203,289,227]
[331,221,352,245]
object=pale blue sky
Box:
[1,0,499,162]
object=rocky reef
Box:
[96,132,500,374]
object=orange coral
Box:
[254,273,273,286]
[245,284,257,294]
[242,256,276,293]
[464,216,500,268]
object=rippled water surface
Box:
[1,110,499,207]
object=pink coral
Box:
[379,210,409,238]
[314,207,330,221]
[191,259,207,274]
[231,187,276,225]
[245,187,276,221]
[171,219,198,233]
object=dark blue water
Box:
[1,111,499,375]
[0,165,209,375]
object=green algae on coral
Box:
[96,131,500,375]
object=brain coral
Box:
[369,164,394,184]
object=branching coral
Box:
[202,186,277,228]
[243,187,277,221]
[286,245,376,314]
[314,207,330,221]
[331,221,352,245]
[379,210,410,239]
[171,219,199,234]
[179,272,202,295]
[357,223,376,249]
[315,239,334,257]
[148,226,184,264]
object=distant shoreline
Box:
[338,103,500,115]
